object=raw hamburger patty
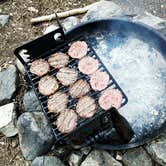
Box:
[68,41,88,59]
[38,75,59,96]
[69,79,90,98]
[76,96,96,118]
[56,67,78,86]
[78,56,99,75]
[30,59,50,77]
[48,52,69,69]
[55,109,78,133]
[90,70,109,91]
[99,88,123,110]
[48,91,68,114]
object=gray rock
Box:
[81,146,91,155]
[69,152,82,166]
[123,147,153,166]
[0,15,9,26]
[31,156,65,166]
[63,16,80,31]
[81,149,122,166]
[145,133,166,166]
[17,112,54,160]
[0,102,18,137]
[0,65,18,106]
[81,0,123,22]
[69,147,91,166]
[133,12,166,29]
[23,89,41,112]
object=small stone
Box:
[31,156,65,166]
[17,112,54,160]
[81,147,91,155]
[81,149,122,166]
[145,133,166,166]
[0,65,18,106]
[123,147,153,166]
[23,89,41,112]
[0,102,18,137]
[0,15,9,26]
[63,16,80,31]
[69,152,82,166]
[28,7,38,13]
[116,151,123,161]
[81,0,123,22]
[0,141,5,145]
[11,138,19,148]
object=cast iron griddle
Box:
[65,19,166,149]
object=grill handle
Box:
[70,107,134,150]
[109,107,134,143]
[14,14,66,66]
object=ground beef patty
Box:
[48,91,68,114]
[68,41,88,59]
[69,79,90,98]
[56,67,78,86]
[99,88,123,110]
[55,109,78,133]
[48,52,69,69]
[30,59,50,77]
[38,75,59,96]
[78,56,99,75]
[90,70,109,91]
[76,96,96,118]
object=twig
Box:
[31,4,93,24]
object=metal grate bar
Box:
[25,36,128,143]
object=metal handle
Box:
[14,14,66,66]
[109,107,134,143]
[69,107,134,149]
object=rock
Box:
[63,16,80,31]
[43,24,58,35]
[0,15,9,26]
[0,102,18,137]
[69,152,82,166]
[28,7,38,13]
[116,151,123,161]
[145,133,166,166]
[0,65,18,106]
[133,12,166,29]
[23,89,41,112]
[17,112,54,160]
[31,156,65,166]
[81,149,122,166]
[123,147,153,166]
[81,146,91,155]
[69,147,91,166]
[81,1,123,22]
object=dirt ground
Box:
[0,0,165,165]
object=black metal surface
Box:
[14,18,166,150]
[14,31,128,144]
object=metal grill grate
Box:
[25,36,128,143]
